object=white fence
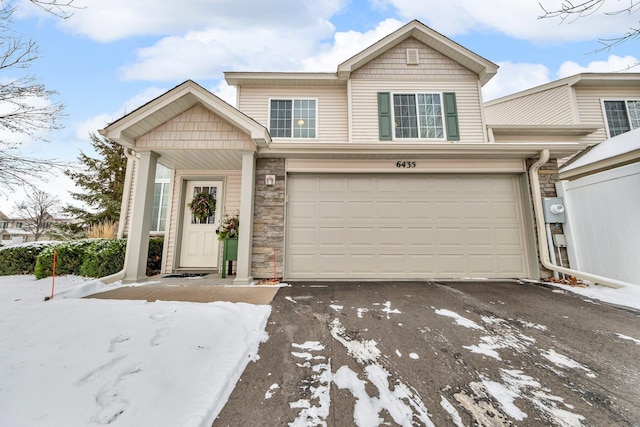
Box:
[557,162,640,285]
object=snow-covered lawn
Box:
[0,275,271,427]
[0,274,638,427]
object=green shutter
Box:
[443,92,460,141]
[378,92,392,140]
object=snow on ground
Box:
[1,273,638,427]
[0,275,271,427]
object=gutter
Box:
[529,150,632,289]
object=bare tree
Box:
[0,0,80,198]
[12,188,60,240]
[539,0,640,51]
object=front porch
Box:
[87,274,281,304]
[99,81,272,286]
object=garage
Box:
[286,173,530,279]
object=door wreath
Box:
[188,191,216,223]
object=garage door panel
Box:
[286,174,529,279]
[348,201,375,219]
[318,201,345,219]
[497,254,527,274]
[378,227,406,247]
[348,227,376,247]
[495,227,525,246]
[438,255,467,274]
[437,228,465,247]
[406,228,436,247]
[467,227,493,247]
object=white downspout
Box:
[529,150,632,288]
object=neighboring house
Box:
[484,72,640,144]
[101,20,585,284]
[0,211,74,246]
[484,72,640,285]
[557,129,640,285]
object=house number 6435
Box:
[396,161,416,168]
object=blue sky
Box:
[2,0,639,213]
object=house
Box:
[0,211,74,246]
[556,129,640,285]
[100,20,586,285]
[484,72,640,144]
[484,73,640,286]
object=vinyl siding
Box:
[351,38,477,81]
[163,170,242,273]
[237,86,348,143]
[136,104,254,151]
[484,86,574,126]
[351,80,485,143]
[574,86,640,144]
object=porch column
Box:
[234,152,256,285]
[123,150,158,283]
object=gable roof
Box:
[226,20,499,86]
[100,80,271,147]
[337,20,498,85]
[560,128,640,179]
[485,73,640,107]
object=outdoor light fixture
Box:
[265,175,275,186]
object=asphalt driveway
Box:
[214,281,640,426]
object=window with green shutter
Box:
[378,91,459,141]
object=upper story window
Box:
[269,99,317,138]
[378,92,459,142]
[603,100,640,137]
[393,93,444,139]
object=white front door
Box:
[180,181,222,269]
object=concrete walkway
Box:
[87,274,280,305]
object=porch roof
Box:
[99,80,271,150]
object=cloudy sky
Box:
[2,0,639,213]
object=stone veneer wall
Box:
[526,158,570,277]
[251,158,285,279]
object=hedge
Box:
[0,243,54,275]
[0,238,163,279]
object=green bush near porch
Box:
[0,243,54,276]
[0,238,164,279]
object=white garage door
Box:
[286,174,530,279]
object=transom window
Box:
[269,99,317,138]
[603,100,640,137]
[393,93,444,139]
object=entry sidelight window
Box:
[269,99,317,138]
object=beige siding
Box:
[163,170,242,273]
[351,79,486,143]
[352,38,477,80]
[575,86,640,144]
[484,86,574,126]
[136,104,254,151]
[237,86,348,143]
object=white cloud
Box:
[301,19,404,71]
[482,62,551,101]
[52,0,344,43]
[558,54,640,77]
[376,0,640,43]
[212,81,237,107]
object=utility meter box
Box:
[542,197,566,223]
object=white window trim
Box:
[601,98,640,138]
[268,97,319,141]
[152,177,171,233]
[390,92,447,142]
